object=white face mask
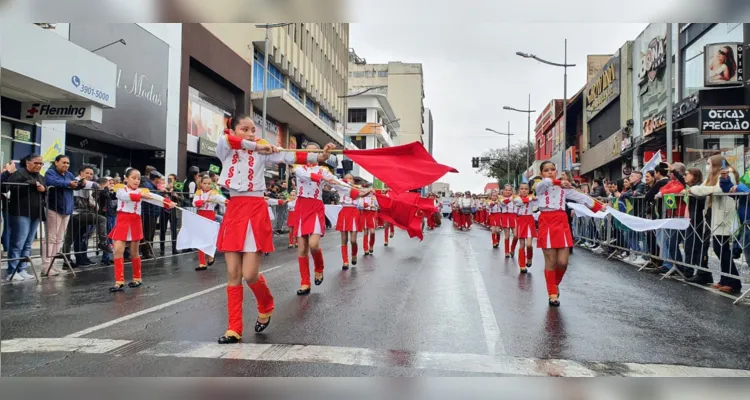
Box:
[705,164,711,173]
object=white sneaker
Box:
[6,273,25,282]
[633,256,648,266]
[19,270,36,280]
[626,254,636,263]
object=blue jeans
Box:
[7,216,40,275]
[101,215,116,263]
[1,209,10,251]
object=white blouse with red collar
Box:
[294,165,358,200]
[216,134,318,196]
[498,196,518,213]
[192,189,227,211]
[534,178,601,212]
[513,196,538,216]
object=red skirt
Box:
[293,197,326,237]
[108,212,143,241]
[287,210,297,228]
[217,196,274,253]
[488,213,502,227]
[537,210,572,249]
[361,210,378,230]
[197,209,216,221]
[336,206,362,232]
[500,213,517,229]
[516,215,537,239]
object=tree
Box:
[477,142,536,186]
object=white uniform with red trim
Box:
[534,178,599,249]
[116,186,145,214]
[193,190,227,210]
[293,165,357,236]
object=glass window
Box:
[252,52,286,92]
[682,23,743,97]
[1,120,13,163]
[348,109,367,123]
[306,97,315,113]
[377,71,388,77]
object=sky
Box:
[350,23,648,193]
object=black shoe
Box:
[686,274,713,285]
[254,317,271,333]
[342,264,349,270]
[314,274,324,285]
[110,284,125,292]
[520,268,528,274]
[195,266,207,271]
[207,257,215,266]
[297,287,311,296]
[218,332,241,344]
[351,256,357,265]
[128,281,142,288]
[549,298,560,307]
[384,243,388,247]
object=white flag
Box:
[324,205,342,228]
[640,151,662,182]
[567,202,690,231]
[176,211,220,258]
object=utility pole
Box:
[665,23,673,163]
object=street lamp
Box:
[255,23,293,140]
[503,94,536,176]
[486,125,514,185]
[516,40,575,169]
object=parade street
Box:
[2,225,750,377]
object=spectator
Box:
[159,173,182,255]
[682,167,712,284]
[96,177,115,265]
[1,161,16,252]
[139,170,163,259]
[4,154,46,281]
[43,155,82,275]
[689,155,741,294]
[64,165,112,267]
[590,179,607,198]
[654,163,687,274]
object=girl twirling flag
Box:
[215,115,332,344]
[193,175,228,271]
[361,191,378,255]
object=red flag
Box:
[344,142,457,193]
[375,191,428,241]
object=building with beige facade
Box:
[201,23,349,148]
[348,50,425,146]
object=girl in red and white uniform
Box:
[498,185,518,258]
[215,115,329,344]
[487,191,503,248]
[360,191,378,254]
[292,146,369,296]
[535,161,605,307]
[286,190,298,248]
[457,192,473,230]
[193,175,228,270]
[451,194,460,227]
[513,183,537,273]
[336,174,362,269]
[380,189,396,244]
[426,193,439,230]
[108,168,174,292]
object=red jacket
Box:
[659,179,686,218]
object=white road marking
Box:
[4,337,750,377]
[465,241,504,356]
[64,264,287,338]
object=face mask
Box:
[705,164,711,173]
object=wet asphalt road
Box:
[2,223,750,377]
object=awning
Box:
[1,24,117,108]
[251,89,345,147]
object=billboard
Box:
[704,43,744,87]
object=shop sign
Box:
[643,113,667,136]
[14,128,31,142]
[673,93,700,122]
[198,138,218,157]
[253,112,279,136]
[704,42,744,87]
[701,106,750,134]
[22,102,102,123]
[638,36,666,84]
[586,52,621,121]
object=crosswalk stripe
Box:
[3,337,750,377]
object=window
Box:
[289,82,303,103]
[348,109,367,123]
[253,51,286,91]
[306,97,315,113]
[319,110,334,129]
[1,120,13,162]
[682,23,744,98]
[377,71,388,77]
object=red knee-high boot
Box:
[198,251,207,267]
[556,266,567,285]
[226,285,244,338]
[518,249,526,270]
[312,249,325,278]
[114,258,125,286]
[384,227,389,244]
[248,274,274,319]
[298,257,311,288]
[511,238,518,253]
[504,238,510,255]
[363,235,370,254]
[369,232,375,249]
[526,247,533,267]
[131,257,142,283]
[341,245,349,266]
[351,241,358,258]
[289,231,295,246]
[544,269,559,297]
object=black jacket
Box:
[4,168,46,220]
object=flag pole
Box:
[277,149,345,154]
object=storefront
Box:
[66,23,173,177]
[580,44,634,181]
[1,24,116,170]
[179,23,252,178]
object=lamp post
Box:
[255,23,293,140]
[486,126,514,184]
[503,93,536,176]
[516,39,575,169]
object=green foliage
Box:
[477,142,535,186]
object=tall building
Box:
[345,92,398,184]
[348,50,425,146]
[423,108,433,154]
[200,23,350,154]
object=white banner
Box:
[176,210,220,258]
[325,205,343,228]
[567,202,691,231]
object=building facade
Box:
[345,93,398,183]
[348,51,425,146]
[424,108,434,154]
[201,23,349,152]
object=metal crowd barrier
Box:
[571,193,750,305]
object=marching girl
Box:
[215,115,332,344]
[451,193,460,228]
[193,174,228,270]
[498,184,518,258]
[535,161,605,307]
[426,193,439,230]
[488,191,503,248]
[109,168,175,292]
[513,183,537,273]
[291,145,369,296]
[336,174,362,269]
[360,191,378,254]
[286,190,298,248]
[457,192,473,230]
[381,189,395,245]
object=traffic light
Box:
[472,157,479,168]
